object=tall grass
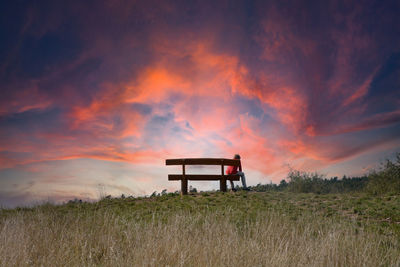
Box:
[1,204,399,266]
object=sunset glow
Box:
[1,0,399,207]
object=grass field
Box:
[1,191,399,266]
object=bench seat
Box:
[168,174,240,181]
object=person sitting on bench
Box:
[226,154,248,190]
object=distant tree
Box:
[366,152,400,195]
[189,186,197,193]
[279,179,288,189]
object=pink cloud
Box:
[1,0,399,205]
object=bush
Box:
[189,186,197,193]
[287,170,326,193]
[285,170,368,194]
[366,153,400,195]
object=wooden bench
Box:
[165,158,241,195]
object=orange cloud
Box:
[1,13,397,184]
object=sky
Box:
[1,0,400,207]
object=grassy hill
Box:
[1,191,399,266]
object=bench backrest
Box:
[165,158,240,166]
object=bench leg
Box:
[181,179,188,195]
[220,179,227,192]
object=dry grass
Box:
[1,196,399,267]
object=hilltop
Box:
[1,191,399,266]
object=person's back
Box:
[227,154,247,190]
[226,164,240,175]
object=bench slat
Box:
[168,174,240,181]
[166,158,240,166]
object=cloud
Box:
[0,0,400,206]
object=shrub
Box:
[189,186,197,193]
[287,170,326,193]
[285,170,368,194]
[366,153,400,195]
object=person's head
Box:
[233,154,241,160]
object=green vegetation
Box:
[366,153,400,195]
[1,191,399,266]
[251,152,400,195]
[251,172,369,194]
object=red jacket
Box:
[226,163,242,175]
